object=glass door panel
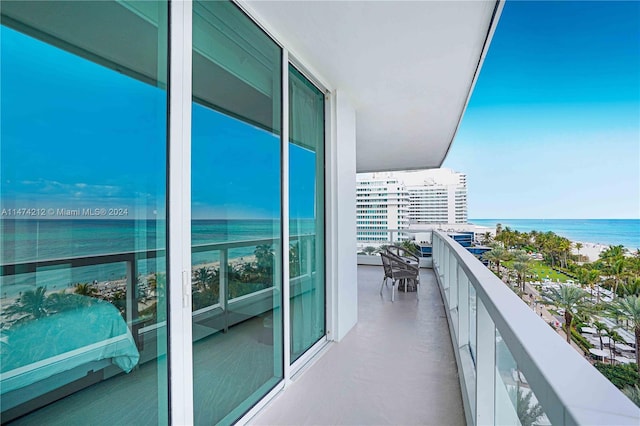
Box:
[0,1,169,424]
[288,65,326,362]
[192,1,283,424]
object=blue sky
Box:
[443,1,640,219]
[1,25,317,220]
[2,2,637,221]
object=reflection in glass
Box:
[192,1,283,424]
[1,1,168,423]
[289,65,325,362]
[495,330,550,426]
[469,283,477,362]
[468,285,478,419]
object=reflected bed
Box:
[1,295,139,416]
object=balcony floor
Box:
[252,265,464,426]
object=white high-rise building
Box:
[356,168,467,246]
[401,168,468,224]
[356,175,409,245]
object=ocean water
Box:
[1,219,314,298]
[470,219,640,250]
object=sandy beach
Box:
[572,241,611,263]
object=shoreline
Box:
[0,254,259,311]
[571,241,609,263]
[469,219,639,252]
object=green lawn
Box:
[528,261,569,283]
[505,260,570,283]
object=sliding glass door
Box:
[1,1,327,423]
[289,66,326,362]
[0,1,169,424]
[191,2,283,424]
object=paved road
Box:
[498,269,586,355]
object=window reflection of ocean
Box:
[0,219,313,297]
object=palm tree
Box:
[496,227,517,249]
[4,287,87,325]
[511,250,531,292]
[610,258,626,298]
[74,282,98,297]
[482,250,499,274]
[620,278,640,297]
[254,244,274,285]
[508,387,545,426]
[584,269,601,303]
[575,242,583,260]
[513,261,531,293]
[194,267,213,291]
[601,245,625,262]
[400,240,419,255]
[622,385,640,408]
[543,285,590,344]
[592,321,608,350]
[255,244,274,271]
[148,272,166,298]
[607,295,640,373]
[483,246,510,278]
[290,242,301,277]
[4,286,49,321]
[481,231,493,245]
[556,237,572,269]
[362,246,377,256]
[606,327,624,365]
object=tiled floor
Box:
[252,265,465,425]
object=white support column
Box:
[476,299,496,426]
[168,1,193,424]
[329,90,357,341]
[281,49,291,382]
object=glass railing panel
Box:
[0,1,169,423]
[356,230,432,258]
[469,283,477,363]
[495,330,551,426]
[436,230,640,426]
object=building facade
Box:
[406,168,468,225]
[356,175,409,246]
[356,169,467,247]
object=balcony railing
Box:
[0,234,316,420]
[1,234,316,340]
[432,230,640,425]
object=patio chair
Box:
[380,252,420,302]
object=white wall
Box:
[331,89,358,341]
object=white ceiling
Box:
[245,0,502,173]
